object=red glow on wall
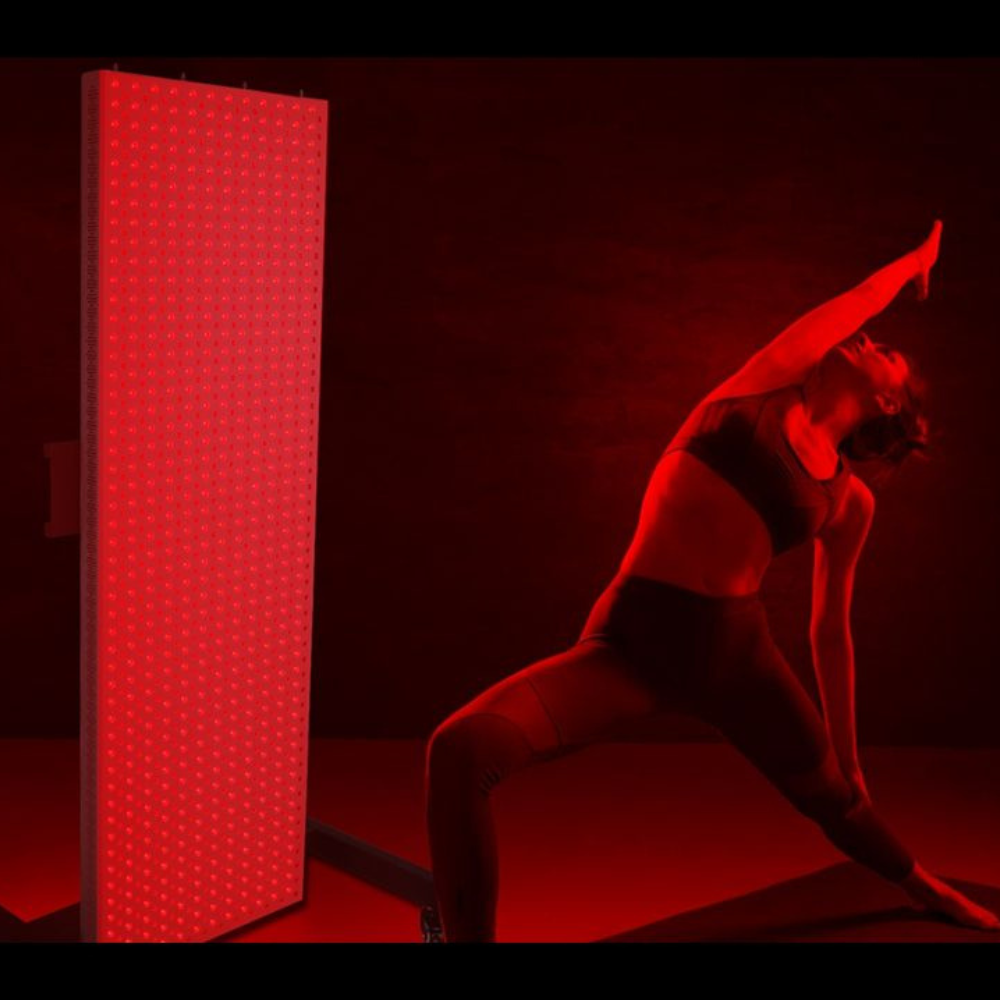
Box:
[80,69,328,942]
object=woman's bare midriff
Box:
[613,450,774,597]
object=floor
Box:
[1,739,998,942]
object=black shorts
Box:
[574,573,832,778]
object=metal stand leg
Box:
[305,816,441,942]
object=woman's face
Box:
[828,330,911,416]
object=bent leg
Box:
[424,638,659,942]
[698,619,916,884]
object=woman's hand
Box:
[841,760,872,808]
[912,218,943,301]
[901,864,1000,932]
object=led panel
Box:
[81,69,328,942]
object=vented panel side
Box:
[80,69,328,943]
[80,68,104,945]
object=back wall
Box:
[2,56,996,744]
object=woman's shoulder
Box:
[664,383,791,453]
[699,377,802,410]
[818,471,874,541]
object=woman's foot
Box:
[901,863,1000,932]
[420,905,445,943]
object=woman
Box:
[423,219,1000,942]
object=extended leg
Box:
[767,741,916,883]
[698,616,1000,931]
[424,639,658,942]
[696,620,916,884]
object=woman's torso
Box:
[613,383,849,597]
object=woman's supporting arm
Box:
[810,628,861,776]
[810,479,876,780]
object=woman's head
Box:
[820,330,933,489]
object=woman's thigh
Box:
[692,608,833,785]
[440,637,661,761]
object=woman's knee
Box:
[425,712,537,796]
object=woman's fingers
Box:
[970,901,1000,930]
[921,219,943,268]
[912,220,941,301]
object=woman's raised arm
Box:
[742,220,942,385]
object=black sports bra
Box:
[662,384,851,555]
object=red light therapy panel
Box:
[81,70,328,943]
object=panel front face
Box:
[81,69,328,942]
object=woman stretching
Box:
[423,219,1000,942]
